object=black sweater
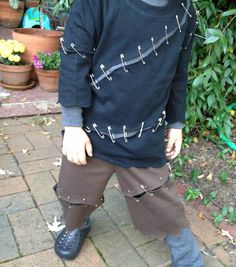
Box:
[58,0,197,167]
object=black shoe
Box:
[54,218,91,260]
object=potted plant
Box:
[0,0,25,28]
[33,50,60,93]
[0,39,34,90]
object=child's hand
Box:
[62,126,93,165]
[165,128,183,160]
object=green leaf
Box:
[221,206,228,216]
[204,36,219,44]
[221,9,236,17]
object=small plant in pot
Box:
[0,39,34,90]
[33,50,60,93]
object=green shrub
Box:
[186,0,236,140]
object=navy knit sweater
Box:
[58,0,197,168]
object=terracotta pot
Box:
[0,62,33,86]
[26,0,40,8]
[12,28,63,80]
[0,1,25,28]
[35,69,60,93]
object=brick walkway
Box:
[0,114,233,266]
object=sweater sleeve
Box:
[165,6,197,125]
[58,0,100,108]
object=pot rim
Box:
[12,28,63,38]
[0,62,33,71]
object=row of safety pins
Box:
[84,110,166,143]
[89,2,193,90]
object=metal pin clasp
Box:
[71,43,87,59]
[165,25,169,45]
[108,126,116,143]
[176,15,182,32]
[84,126,91,133]
[151,37,158,56]
[100,64,112,81]
[184,33,193,50]
[120,54,129,73]
[181,2,192,18]
[93,123,105,139]
[138,122,144,138]
[140,185,154,196]
[123,125,128,143]
[60,37,67,54]
[152,118,163,133]
[90,74,100,90]
[138,45,146,64]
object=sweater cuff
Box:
[61,105,83,127]
[167,121,185,129]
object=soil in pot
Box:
[0,1,25,28]
[35,69,60,93]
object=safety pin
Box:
[138,122,145,138]
[100,64,112,81]
[84,126,91,133]
[162,110,166,119]
[138,45,146,64]
[123,125,128,143]
[120,54,129,73]
[90,74,100,90]
[60,37,68,54]
[181,2,192,18]
[165,25,169,45]
[151,37,158,56]
[184,33,193,50]
[93,123,105,139]
[140,185,154,196]
[152,118,163,133]
[108,126,116,143]
[71,43,87,59]
[176,15,182,32]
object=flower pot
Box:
[0,62,33,87]
[12,28,63,80]
[0,1,25,28]
[35,69,59,93]
[26,0,40,8]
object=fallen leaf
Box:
[41,131,51,135]
[6,170,16,177]
[199,211,205,220]
[3,122,8,126]
[193,137,199,143]
[22,148,29,154]
[0,169,6,175]
[20,97,28,102]
[198,174,204,179]
[0,92,11,99]
[46,120,52,126]
[53,158,62,167]
[188,159,193,165]
[221,229,236,244]
[47,216,65,232]
[207,172,213,181]
[3,136,9,140]
[231,151,236,161]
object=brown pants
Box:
[54,155,189,240]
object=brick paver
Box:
[0,177,28,197]
[0,115,231,266]
[25,171,57,206]
[8,208,54,256]
[0,249,64,267]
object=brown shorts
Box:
[54,155,189,240]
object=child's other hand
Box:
[62,126,93,165]
[165,128,183,160]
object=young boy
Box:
[54,0,204,266]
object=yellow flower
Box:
[19,44,25,53]
[13,55,21,62]
[13,45,20,53]
[8,54,15,62]
[1,50,10,59]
